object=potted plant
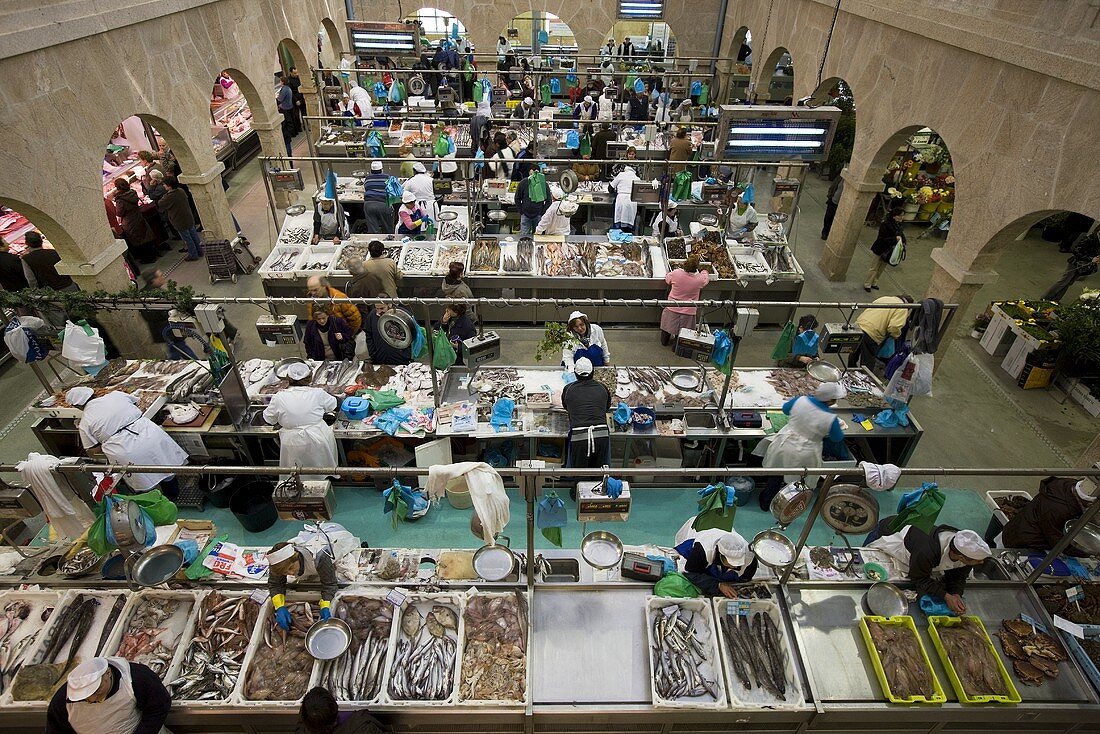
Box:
[535,322,571,362]
[971,312,991,338]
[1051,291,1100,377]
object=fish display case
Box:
[100,589,201,682]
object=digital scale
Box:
[576,479,631,522]
[675,329,715,361]
[274,479,335,521]
[462,330,501,367]
[256,315,304,346]
[620,552,664,582]
[820,322,864,353]
[271,169,305,191]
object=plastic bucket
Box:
[229,479,278,533]
[445,476,473,509]
[206,476,244,508]
[726,476,756,506]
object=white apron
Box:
[67,657,168,734]
[263,387,339,480]
[315,204,347,240]
[759,397,835,483]
[102,418,188,492]
[868,527,967,580]
[610,170,639,227]
[292,522,358,568]
[597,95,615,120]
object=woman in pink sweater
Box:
[660,255,710,347]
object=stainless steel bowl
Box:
[1067,519,1100,555]
[126,544,185,587]
[806,360,841,382]
[273,357,310,380]
[305,617,352,660]
[750,529,796,569]
[581,530,624,569]
[285,204,307,216]
[861,582,908,617]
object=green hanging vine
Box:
[0,283,197,321]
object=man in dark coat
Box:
[1002,476,1096,553]
[0,239,28,293]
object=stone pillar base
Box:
[179,163,235,241]
[817,179,879,282]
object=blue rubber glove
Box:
[275,606,293,631]
[613,402,631,426]
[561,371,577,384]
[919,594,952,616]
[645,554,676,577]
[605,477,623,499]
[174,539,199,564]
[320,606,332,621]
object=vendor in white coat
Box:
[650,200,680,237]
[402,162,439,221]
[46,657,171,734]
[347,82,374,120]
[728,193,760,241]
[653,90,673,124]
[262,362,338,480]
[609,165,641,232]
[266,521,359,630]
[561,310,611,369]
[673,522,759,597]
[868,526,991,614]
[67,387,188,498]
[757,382,846,508]
[535,198,578,236]
[597,85,617,118]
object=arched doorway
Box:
[726,27,752,101]
[605,20,675,58]
[102,115,199,268]
[0,199,61,258]
[318,18,344,68]
[405,7,468,45]
[501,12,578,57]
[758,47,793,103]
[872,127,955,232]
[808,77,855,180]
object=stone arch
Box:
[757,46,793,102]
[320,16,344,65]
[218,66,276,125]
[123,113,202,176]
[809,77,855,178]
[728,25,752,63]
[724,26,753,101]
[278,37,310,77]
[406,6,468,44]
[0,197,79,257]
[603,20,675,57]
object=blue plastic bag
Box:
[690,80,702,96]
[383,479,428,526]
[490,397,515,432]
[561,371,577,384]
[877,335,896,359]
[792,330,819,357]
[565,130,580,149]
[645,554,675,577]
[411,325,427,359]
[711,330,733,373]
[613,402,631,427]
[550,78,561,94]
[174,539,199,564]
[373,82,387,100]
[898,482,938,512]
[741,182,754,204]
[919,594,952,616]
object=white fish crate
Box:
[456,590,530,707]
[317,590,398,707]
[727,246,773,280]
[378,591,465,707]
[645,595,727,709]
[102,590,201,682]
[296,245,343,276]
[3,589,129,708]
[983,490,1032,526]
[712,598,807,710]
[261,245,307,279]
[235,595,322,707]
[400,244,436,274]
[431,242,470,275]
[165,590,266,707]
[0,590,61,707]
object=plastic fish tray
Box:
[858,615,947,704]
[318,590,398,707]
[456,590,530,707]
[926,615,1021,704]
[1059,624,1100,697]
[102,590,201,682]
[377,591,465,707]
[645,595,727,709]
[0,590,60,706]
[236,595,322,706]
[712,598,807,710]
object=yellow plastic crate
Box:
[926,616,1021,704]
[859,616,947,704]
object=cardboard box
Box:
[1017,364,1053,390]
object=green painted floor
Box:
[178,482,994,553]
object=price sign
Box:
[345,143,365,156]
[1067,585,1085,602]
[1019,613,1048,634]
[385,587,408,608]
[727,600,751,617]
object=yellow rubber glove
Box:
[319,598,332,620]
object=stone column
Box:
[817,173,880,281]
[55,239,157,357]
[924,248,998,361]
[178,163,236,241]
[298,82,320,130]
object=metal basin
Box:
[543,558,580,582]
[683,411,717,429]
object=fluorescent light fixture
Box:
[352,32,415,41]
[729,126,826,135]
[620,0,662,17]
[726,140,823,148]
[354,42,417,51]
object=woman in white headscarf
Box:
[608,165,640,232]
[653,90,673,124]
[867,525,991,614]
[402,161,438,221]
[673,521,758,596]
[312,195,348,245]
[756,381,847,508]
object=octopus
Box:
[244,602,314,701]
[461,594,528,701]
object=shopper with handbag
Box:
[865,207,906,292]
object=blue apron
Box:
[572,344,606,367]
[673,538,753,582]
[397,207,425,235]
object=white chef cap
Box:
[952,530,991,561]
[860,461,901,491]
[370,160,383,171]
[266,543,299,566]
[523,97,534,106]
[567,310,587,323]
[1076,478,1097,503]
[667,200,678,209]
[584,95,593,103]
[412,162,427,174]
[717,531,750,566]
[66,386,94,406]
[67,658,109,701]
[574,357,594,377]
[560,200,579,215]
[815,382,847,401]
[402,191,416,203]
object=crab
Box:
[1002,619,1034,638]
[1013,659,1045,686]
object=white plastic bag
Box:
[3,316,50,363]
[888,237,906,266]
[884,352,934,401]
[61,320,105,367]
